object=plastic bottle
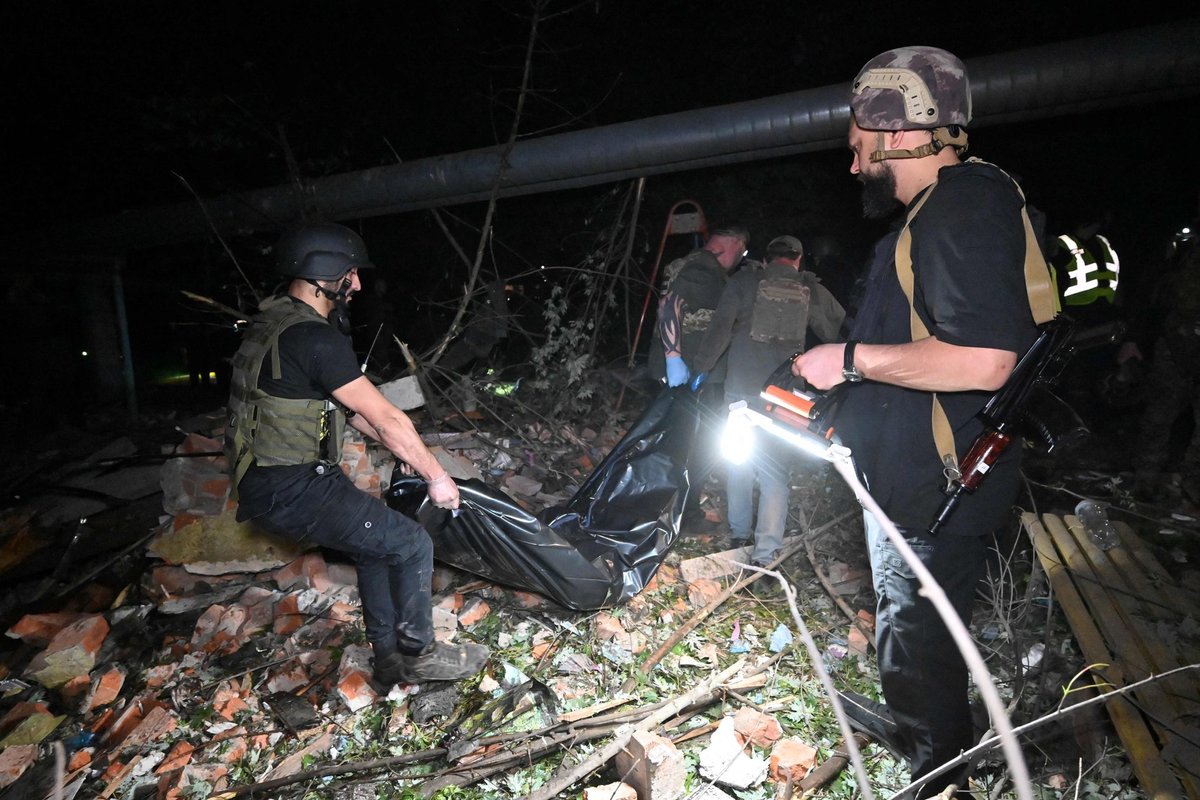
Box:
[1075,499,1120,550]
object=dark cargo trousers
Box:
[864,512,988,797]
[249,468,435,657]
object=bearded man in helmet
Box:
[226,222,489,688]
[792,48,1045,796]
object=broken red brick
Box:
[614,730,686,800]
[734,706,783,748]
[102,694,159,747]
[84,665,126,712]
[856,608,876,630]
[268,730,333,780]
[67,747,93,772]
[848,622,871,657]
[336,645,378,712]
[273,592,305,635]
[327,601,357,625]
[89,707,116,735]
[593,612,626,641]
[435,593,464,613]
[531,641,555,660]
[686,578,723,608]
[274,552,329,592]
[5,612,90,647]
[235,586,277,635]
[266,662,310,694]
[144,663,176,690]
[212,683,250,721]
[100,759,127,783]
[353,473,381,494]
[458,598,491,627]
[118,705,177,750]
[171,511,203,534]
[156,741,195,774]
[0,745,38,789]
[58,674,91,703]
[337,670,377,712]
[25,614,110,689]
[161,764,229,800]
[190,604,249,656]
[180,432,223,455]
[769,738,818,783]
[513,591,545,609]
[205,727,250,765]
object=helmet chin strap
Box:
[307,274,354,335]
[870,126,969,163]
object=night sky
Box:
[2,3,1197,412]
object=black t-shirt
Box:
[839,161,1038,536]
[236,303,363,510]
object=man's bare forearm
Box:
[858,337,1016,392]
[794,337,1016,392]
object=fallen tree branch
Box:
[526,658,747,800]
[797,733,871,797]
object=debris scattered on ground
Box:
[2,386,1197,799]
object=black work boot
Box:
[371,652,410,690]
[372,641,490,689]
[838,690,909,762]
[398,641,490,683]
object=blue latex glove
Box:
[690,372,707,392]
[665,355,690,387]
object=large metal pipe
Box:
[32,21,1200,256]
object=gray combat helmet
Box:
[851,46,971,131]
[276,222,375,281]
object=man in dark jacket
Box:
[694,234,844,565]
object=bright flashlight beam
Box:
[723,402,851,467]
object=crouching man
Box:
[226,222,489,688]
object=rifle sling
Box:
[893,159,1058,478]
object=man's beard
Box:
[860,166,901,220]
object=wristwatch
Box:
[842,340,864,383]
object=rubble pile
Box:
[5,389,1180,799]
[0,409,896,800]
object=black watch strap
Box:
[843,340,864,383]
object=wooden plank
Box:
[1061,515,1200,722]
[1039,514,1200,797]
[1026,513,1185,800]
[1116,521,1200,613]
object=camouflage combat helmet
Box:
[851,46,971,131]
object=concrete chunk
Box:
[698,716,768,790]
[150,508,306,575]
[614,730,686,800]
[378,375,426,410]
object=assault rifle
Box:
[927,317,1125,535]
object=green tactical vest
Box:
[225,296,346,499]
[750,270,814,346]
